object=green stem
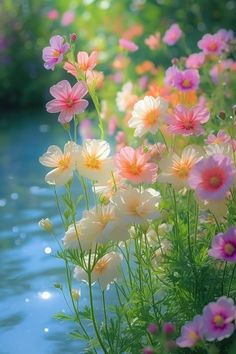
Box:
[221,261,227,295]
[227,263,236,296]
[102,290,113,352]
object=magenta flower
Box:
[46,80,88,124]
[188,154,235,200]
[176,315,203,348]
[163,24,182,46]
[162,322,176,335]
[147,323,158,334]
[209,227,236,262]
[167,104,209,136]
[42,35,69,71]
[197,33,226,55]
[202,297,236,341]
[174,69,200,91]
[186,52,205,69]
[119,38,139,52]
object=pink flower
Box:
[206,130,231,145]
[162,322,176,335]
[147,323,158,334]
[42,35,70,70]
[210,59,233,85]
[64,51,97,77]
[108,117,117,136]
[217,29,234,44]
[115,146,157,184]
[209,227,236,262]
[176,315,203,348]
[202,297,236,341]
[61,10,75,26]
[143,347,154,354]
[144,32,161,50]
[119,38,139,52]
[167,104,209,136]
[198,33,226,55]
[188,154,235,200]
[47,9,59,20]
[163,24,182,46]
[174,69,200,91]
[186,52,205,69]
[164,65,180,86]
[46,80,88,124]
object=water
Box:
[0,112,108,354]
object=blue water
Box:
[0,112,107,354]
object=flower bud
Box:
[143,346,155,354]
[147,322,158,334]
[70,33,77,41]
[38,218,53,232]
[72,288,81,301]
[171,57,179,66]
[217,111,226,120]
[162,322,176,335]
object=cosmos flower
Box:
[202,297,236,341]
[39,141,77,185]
[167,104,209,136]
[76,139,114,182]
[42,35,69,70]
[188,154,235,200]
[116,82,137,112]
[185,52,205,69]
[144,32,161,50]
[64,51,98,77]
[174,69,200,92]
[158,146,202,190]
[119,38,139,52]
[111,187,161,225]
[46,80,88,124]
[197,33,226,55]
[209,227,236,262]
[163,23,182,46]
[128,96,168,137]
[176,315,204,348]
[116,146,158,184]
[205,130,231,145]
[74,252,123,290]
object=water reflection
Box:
[0,112,88,354]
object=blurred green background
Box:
[0,0,235,110]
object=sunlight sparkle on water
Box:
[38,291,52,300]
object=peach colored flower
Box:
[158,146,203,189]
[39,141,77,185]
[116,146,158,184]
[129,96,168,137]
[64,51,98,77]
[145,32,161,50]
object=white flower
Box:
[111,187,161,225]
[76,139,114,182]
[38,218,53,232]
[158,145,203,189]
[74,252,123,290]
[39,141,77,185]
[82,204,130,243]
[128,96,168,137]
[116,82,137,112]
[62,220,96,251]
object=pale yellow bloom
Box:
[158,145,203,189]
[76,139,114,182]
[62,220,96,251]
[39,141,77,185]
[38,218,53,232]
[129,96,168,137]
[74,252,123,290]
[112,187,161,225]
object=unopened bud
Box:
[70,33,77,41]
[38,218,53,232]
[217,111,226,120]
[147,323,158,334]
[162,322,176,335]
[143,347,155,354]
[171,58,179,66]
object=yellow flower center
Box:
[144,109,159,127]
[85,154,101,170]
[172,158,193,179]
[224,242,235,256]
[52,49,60,58]
[208,42,217,52]
[209,176,221,187]
[58,154,71,170]
[182,79,191,88]
[188,330,199,341]
[213,315,225,327]
[94,258,109,274]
